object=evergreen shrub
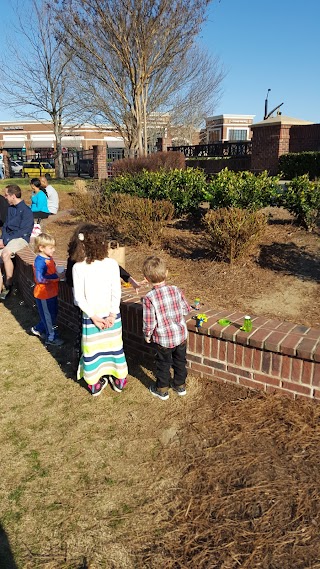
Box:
[279,175,320,231]
[204,168,280,211]
[279,152,320,180]
[106,167,207,216]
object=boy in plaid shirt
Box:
[142,256,191,400]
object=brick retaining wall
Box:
[14,247,320,401]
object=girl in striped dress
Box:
[71,225,128,397]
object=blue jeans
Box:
[34,296,58,341]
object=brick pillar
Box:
[93,145,107,179]
[251,121,294,175]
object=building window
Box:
[208,129,221,143]
[228,129,248,141]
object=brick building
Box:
[201,114,255,144]
[0,121,125,160]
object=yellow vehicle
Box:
[22,161,56,179]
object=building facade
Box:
[200,114,255,144]
[0,121,125,160]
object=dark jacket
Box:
[2,200,34,245]
[0,195,8,227]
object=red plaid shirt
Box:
[142,283,191,348]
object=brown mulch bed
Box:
[47,200,320,328]
[137,381,320,569]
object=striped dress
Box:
[72,257,128,386]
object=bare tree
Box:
[55,0,224,157]
[0,0,79,178]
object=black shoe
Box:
[149,384,169,400]
[172,384,187,396]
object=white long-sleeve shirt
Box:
[72,258,121,318]
[46,184,59,214]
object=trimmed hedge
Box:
[279,152,320,180]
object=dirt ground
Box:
[48,191,319,327]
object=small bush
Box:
[204,207,267,264]
[71,187,108,222]
[112,151,185,176]
[72,191,174,245]
[205,168,280,211]
[279,152,320,180]
[279,175,320,231]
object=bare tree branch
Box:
[55,0,224,156]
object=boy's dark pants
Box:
[155,341,187,390]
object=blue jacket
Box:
[2,200,34,245]
[31,190,50,213]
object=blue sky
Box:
[201,0,320,122]
[0,0,319,124]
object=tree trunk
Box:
[53,113,64,179]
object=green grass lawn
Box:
[0,177,75,194]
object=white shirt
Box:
[72,257,121,318]
[46,184,59,214]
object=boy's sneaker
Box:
[89,378,108,397]
[172,384,187,396]
[30,326,45,339]
[46,337,64,346]
[149,384,169,401]
[0,285,12,300]
[109,377,127,393]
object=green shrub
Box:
[204,168,280,211]
[279,175,320,231]
[112,151,185,176]
[204,207,267,264]
[279,152,320,180]
[106,167,207,216]
[72,191,174,245]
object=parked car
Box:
[9,160,23,177]
[22,161,56,179]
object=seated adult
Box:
[0,184,34,299]
[39,176,59,215]
[30,178,50,219]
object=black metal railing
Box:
[167,141,252,158]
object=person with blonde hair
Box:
[142,255,191,400]
[31,233,64,346]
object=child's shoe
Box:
[109,377,127,393]
[172,384,187,396]
[89,378,107,397]
[30,326,45,339]
[149,384,169,401]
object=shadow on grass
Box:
[0,523,17,569]
[3,288,85,388]
[258,242,320,283]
